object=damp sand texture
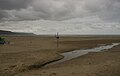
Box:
[0,36,120,76]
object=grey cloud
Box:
[0,0,33,21]
[0,0,32,10]
[84,0,120,22]
[31,0,77,20]
[0,0,120,22]
[1,0,77,21]
[0,10,6,19]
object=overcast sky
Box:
[0,0,120,35]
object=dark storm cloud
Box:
[0,0,32,10]
[0,0,120,22]
[0,0,33,20]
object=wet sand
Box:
[0,36,120,76]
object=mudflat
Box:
[0,36,120,76]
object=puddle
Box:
[47,43,120,66]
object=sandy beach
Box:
[0,36,120,76]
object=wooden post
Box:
[56,32,59,48]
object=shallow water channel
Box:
[47,43,120,66]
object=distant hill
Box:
[0,30,35,36]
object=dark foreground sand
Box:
[0,36,120,76]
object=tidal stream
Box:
[47,43,120,66]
